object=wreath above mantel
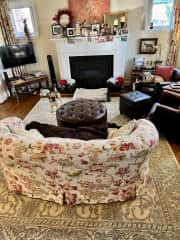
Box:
[52,8,73,27]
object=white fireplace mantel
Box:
[53,37,127,81]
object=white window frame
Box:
[146,0,174,31]
[9,0,38,38]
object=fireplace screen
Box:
[69,55,113,88]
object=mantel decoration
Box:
[51,2,128,41]
[52,9,73,28]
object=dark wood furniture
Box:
[120,91,152,119]
[131,68,155,88]
[8,75,49,102]
[149,90,180,142]
[163,84,180,93]
[135,68,180,101]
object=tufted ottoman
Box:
[120,91,152,119]
[56,98,108,138]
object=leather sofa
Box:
[0,117,159,205]
[149,90,180,142]
[135,68,180,102]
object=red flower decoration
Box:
[116,76,124,86]
[59,79,68,86]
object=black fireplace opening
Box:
[69,55,113,88]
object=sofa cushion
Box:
[108,120,136,139]
[155,65,174,81]
[10,127,44,139]
[0,116,25,129]
[154,75,164,83]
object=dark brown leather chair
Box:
[136,68,180,102]
[149,90,180,142]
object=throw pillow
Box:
[155,65,174,81]
[108,119,136,139]
[10,127,44,139]
[0,125,11,135]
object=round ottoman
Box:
[56,98,107,133]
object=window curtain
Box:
[0,73,10,103]
[0,0,22,76]
[166,0,180,66]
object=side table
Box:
[131,68,155,89]
[8,75,49,102]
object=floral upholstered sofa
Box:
[0,117,159,205]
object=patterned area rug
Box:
[0,98,179,239]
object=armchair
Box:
[135,68,180,102]
[149,90,180,142]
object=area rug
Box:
[24,97,129,125]
[0,98,179,239]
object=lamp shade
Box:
[113,19,119,26]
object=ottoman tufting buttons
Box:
[56,98,108,130]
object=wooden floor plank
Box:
[0,94,179,163]
[0,95,40,120]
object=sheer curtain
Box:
[0,0,20,103]
[0,73,10,103]
[166,0,180,66]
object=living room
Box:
[0,0,180,239]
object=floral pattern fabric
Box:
[0,117,159,205]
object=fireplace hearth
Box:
[70,55,113,88]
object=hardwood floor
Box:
[0,94,40,120]
[0,94,179,163]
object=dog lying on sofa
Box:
[25,121,120,140]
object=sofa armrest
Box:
[149,103,180,125]
[158,81,171,86]
[159,90,180,107]
[170,68,180,82]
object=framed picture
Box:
[66,28,76,37]
[139,38,158,54]
[120,28,128,35]
[51,24,62,35]
[81,27,88,37]
[91,23,100,33]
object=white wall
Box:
[1,0,178,82]
[110,0,173,84]
[31,0,68,78]
[111,0,144,11]
[32,0,149,81]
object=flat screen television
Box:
[0,42,36,69]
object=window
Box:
[10,0,38,38]
[149,0,174,29]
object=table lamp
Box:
[120,16,126,28]
[113,19,119,34]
